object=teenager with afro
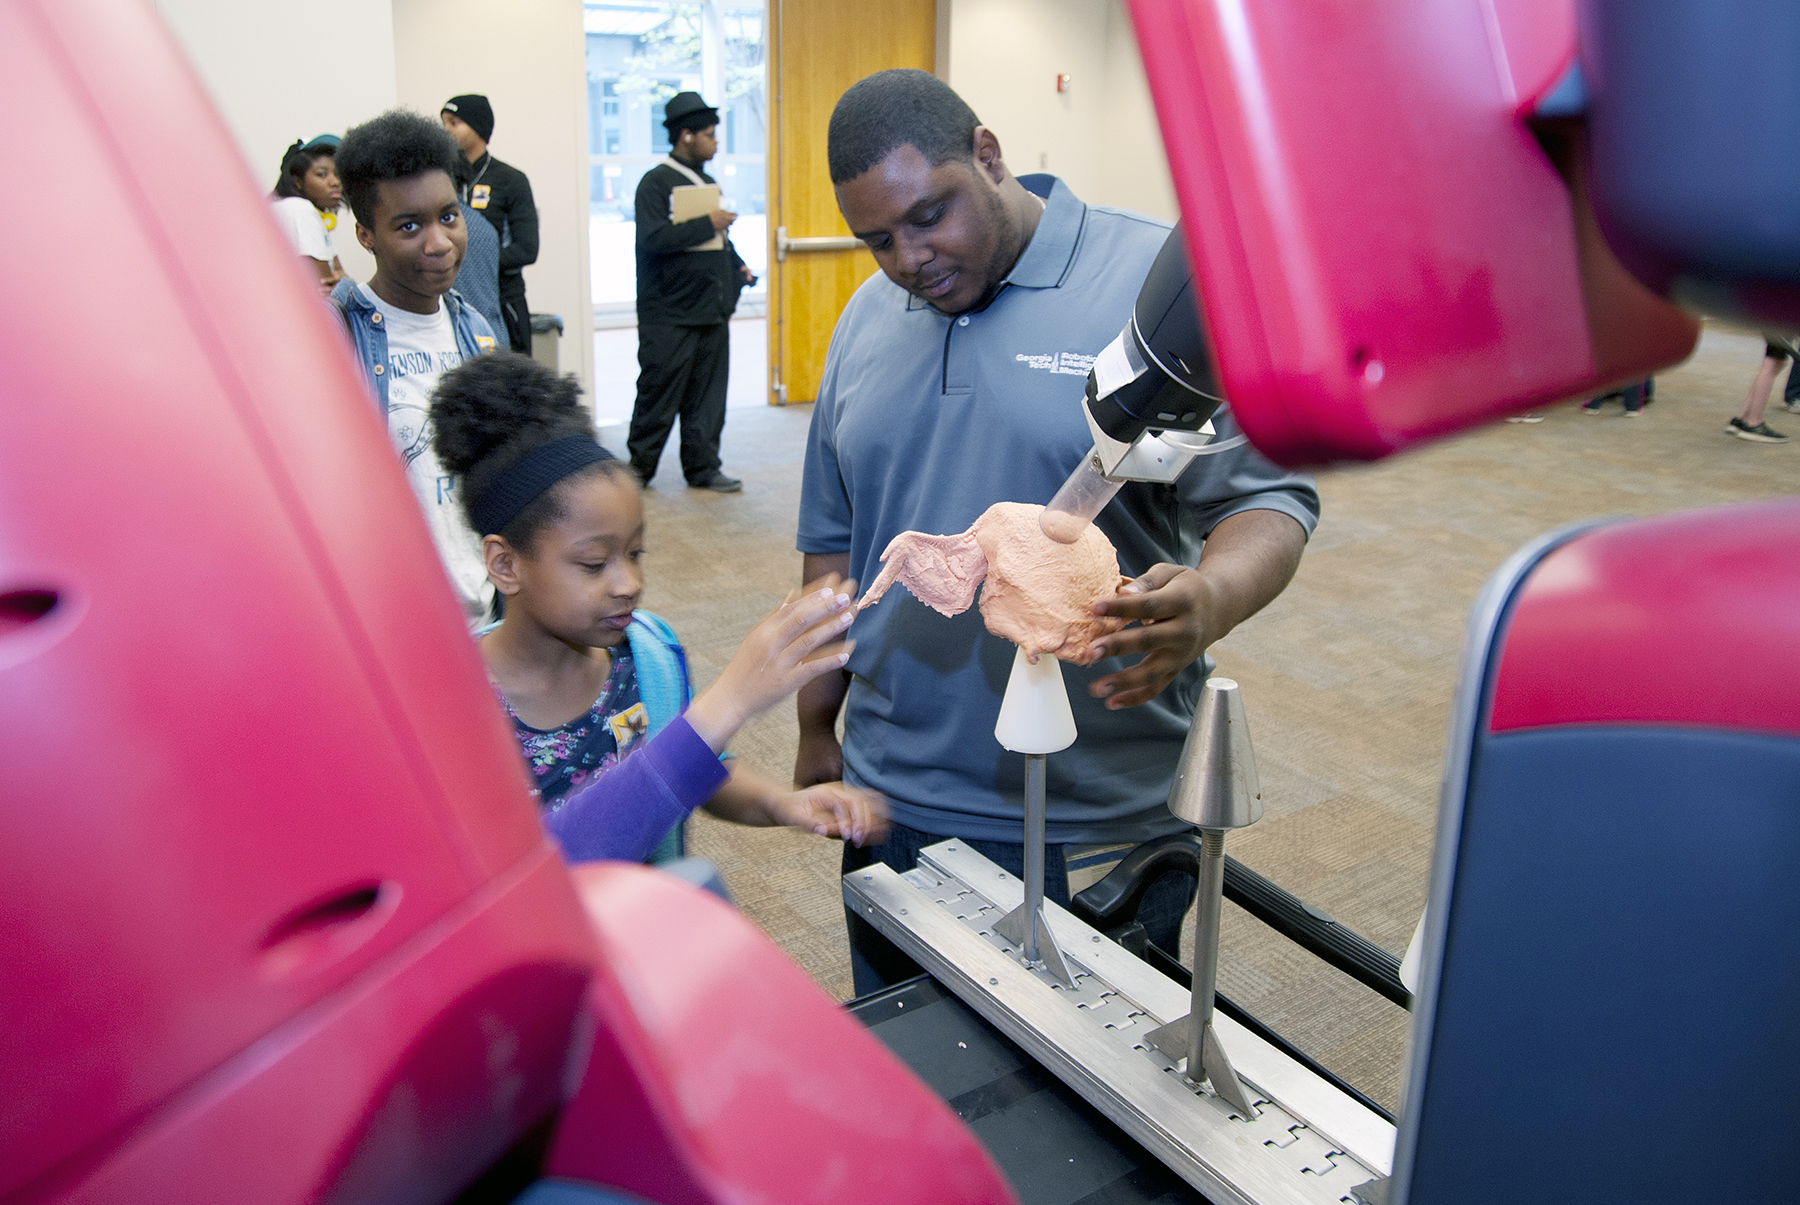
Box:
[331,109,500,622]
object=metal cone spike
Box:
[1166,677,1262,830]
[994,644,1077,754]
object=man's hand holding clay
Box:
[1080,508,1307,709]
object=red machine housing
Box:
[0,1,1013,1201]
[1128,0,1699,465]
[1489,499,1800,739]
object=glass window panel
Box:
[586,1,766,308]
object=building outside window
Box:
[586,1,767,320]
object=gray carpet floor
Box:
[625,321,1793,1114]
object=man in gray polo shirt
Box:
[798,70,1320,992]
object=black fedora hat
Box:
[662,91,720,133]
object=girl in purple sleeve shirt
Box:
[431,353,887,863]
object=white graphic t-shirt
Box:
[361,285,492,620]
[270,195,336,262]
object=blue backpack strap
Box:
[625,611,690,734]
[626,611,694,864]
[479,615,693,864]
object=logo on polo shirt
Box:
[1016,351,1096,376]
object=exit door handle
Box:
[775,226,865,261]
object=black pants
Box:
[499,276,530,354]
[628,322,728,485]
[842,820,1197,997]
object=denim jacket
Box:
[330,279,498,413]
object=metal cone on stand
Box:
[1145,678,1264,1117]
[992,645,1077,986]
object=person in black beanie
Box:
[441,93,538,354]
[627,91,756,493]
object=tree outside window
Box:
[586,1,767,313]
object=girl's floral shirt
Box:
[497,650,650,811]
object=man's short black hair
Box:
[336,110,464,226]
[827,69,981,185]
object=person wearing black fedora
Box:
[441,93,539,355]
[628,90,755,493]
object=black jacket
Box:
[463,153,538,278]
[634,160,748,326]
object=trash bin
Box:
[529,313,563,373]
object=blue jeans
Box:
[842,820,1196,997]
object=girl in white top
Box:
[269,135,347,293]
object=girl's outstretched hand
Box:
[685,574,858,753]
[767,782,890,847]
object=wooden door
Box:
[767,0,937,405]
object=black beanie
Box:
[442,94,494,143]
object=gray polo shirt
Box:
[799,176,1320,844]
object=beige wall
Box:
[391,0,594,395]
[156,0,394,283]
[153,0,594,397]
[942,0,1176,222]
[1099,0,1178,222]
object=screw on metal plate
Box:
[989,977,999,985]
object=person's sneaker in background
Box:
[1728,417,1789,443]
[1505,414,1546,423]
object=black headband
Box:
[469,435,615,536]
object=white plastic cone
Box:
[994,644,1077,754]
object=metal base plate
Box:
[844,840,1395,1205]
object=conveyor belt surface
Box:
[852,975,1203,1204]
